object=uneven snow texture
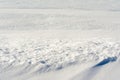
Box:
[0,38,120,73]
[0,0,120,79]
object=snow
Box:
[1,38,119,70]
[0,9,120,30]
[0,36,120,80]
[0,0,120,80]
[0,0,120,11]
[71,57,120,80]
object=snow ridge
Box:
[0,38,120,73]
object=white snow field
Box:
[0,9,120,80]
[0,0,120,80]
[0,0,120,11]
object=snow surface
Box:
[0,0,120,80]
[0,38,119,70]
[0,10,120,79]
[0,0,120,11]
[0,9,120,30]
[0,34,120,80]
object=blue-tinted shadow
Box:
[94,57,117,68]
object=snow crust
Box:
[0,38,120,73]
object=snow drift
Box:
[0,0,120,79]
[0,37,120,80]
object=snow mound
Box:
[0,38,120,73]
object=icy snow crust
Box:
[0,38,120,73]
